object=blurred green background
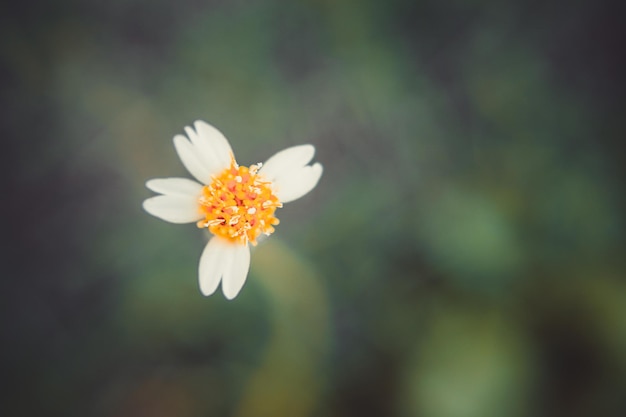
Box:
[2,0,625,416]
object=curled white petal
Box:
[221,244,251,300]
[173,135,214,184]
[146,177,203,197]
[273,162,323,203]
[193,120,233,172]
[199,238,234,296]
[258,144,315,181]
[142,195,203,224]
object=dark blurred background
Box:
[2,0,625,416]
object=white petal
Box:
[182,122,229,176]
[142,195,203,224]
[198,238,234,296]
[258,144,315,181]
[221,244,251,300]
[273,162,323,203]
[194,121,234,172]
[184,125,220,172]
[146,177,203,197]
[173,134,213,184]
[185,122,217,171]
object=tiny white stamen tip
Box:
[250,163,262,174]
[235,176,242,183]
[247,207,256,215]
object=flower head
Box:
[143,121,323,299]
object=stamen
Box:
[197,161,281,245]
[249,163,262,175]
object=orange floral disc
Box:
[197,161,282,245]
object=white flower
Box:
[143,121,323,300]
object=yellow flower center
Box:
[197,161,282,245]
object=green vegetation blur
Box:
[2,0,625,416]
